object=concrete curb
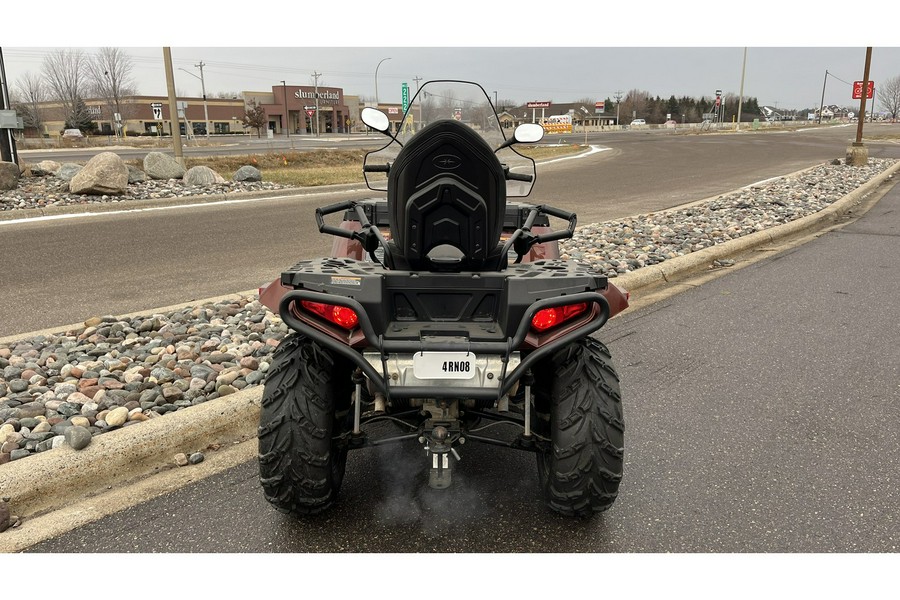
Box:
[0,387,263,521]
[611,160,900,292]
[1,160,898,525]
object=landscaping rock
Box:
[232,165,262,182]
[0,161,20,191]
[143,151,185,180]
[183,165,225,186]
[69,152,128,195]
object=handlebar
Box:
[506,171,533,182]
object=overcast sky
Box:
[3,4,898,111]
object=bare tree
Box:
[620,89,650,122]
[243,99,267,137]
[86,47,136,134]
[12,71,46,135]
[878,75,900,121]
[42,48,90,131]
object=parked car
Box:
[62,129,83,138]
[630,119,646,126]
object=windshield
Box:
[363,80,537,197]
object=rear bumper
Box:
[278,288,610,402]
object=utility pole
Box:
[848,47,873,166]
[162,47,184,167]
[0,46,19,165]
[736,47,747,131]
[179,62,210,139]
[313,71,321,137]
[818,70,830,125]
[196,61,209,139]
[614,90,623,126]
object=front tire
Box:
[257,333,353,517]
[534,337,624,517]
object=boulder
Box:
[30,160,61,176]
[68,152,128,195]
[55,163,83,182]
[232,165,262,182]
[0,161,20,191]
[127,165,148,184]
[183,165,225,186]
[143,152,185,180]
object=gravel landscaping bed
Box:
[0,176,291,212]
[0,158,896,465]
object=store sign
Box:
[852,80,874,100]
[294,89,341,105]
[527,101,550,108]
[595,101,605,111]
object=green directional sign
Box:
[402,82,409,113]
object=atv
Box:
[257,80,629,518]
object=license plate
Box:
[413,352,477,380]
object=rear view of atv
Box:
[257,81,628,518]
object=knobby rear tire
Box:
[257,333,353,517]
[534,336,624,517]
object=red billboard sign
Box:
[595,101,605,111]
[852,81,874,100]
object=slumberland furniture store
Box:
[30,84,365,137]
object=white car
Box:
[62,129,84,138]
[630,119,646,126]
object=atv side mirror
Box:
[495,122,544,152]
[513,123,544,144]
[361,107,391,134]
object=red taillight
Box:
[331,305,359,329]
[530,302,588,332]
[300,300,359,330]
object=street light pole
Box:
[280,80,289,139]
[375,57,391,106]
[103,69,120,139]
[179,64,210,139]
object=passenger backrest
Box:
[386,120,507,271]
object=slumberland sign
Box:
[293,89,342,105]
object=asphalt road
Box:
[17,133,388,163]
[3,124,898,337]
[26,175,900,553]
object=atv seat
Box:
[385,119,507,272]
